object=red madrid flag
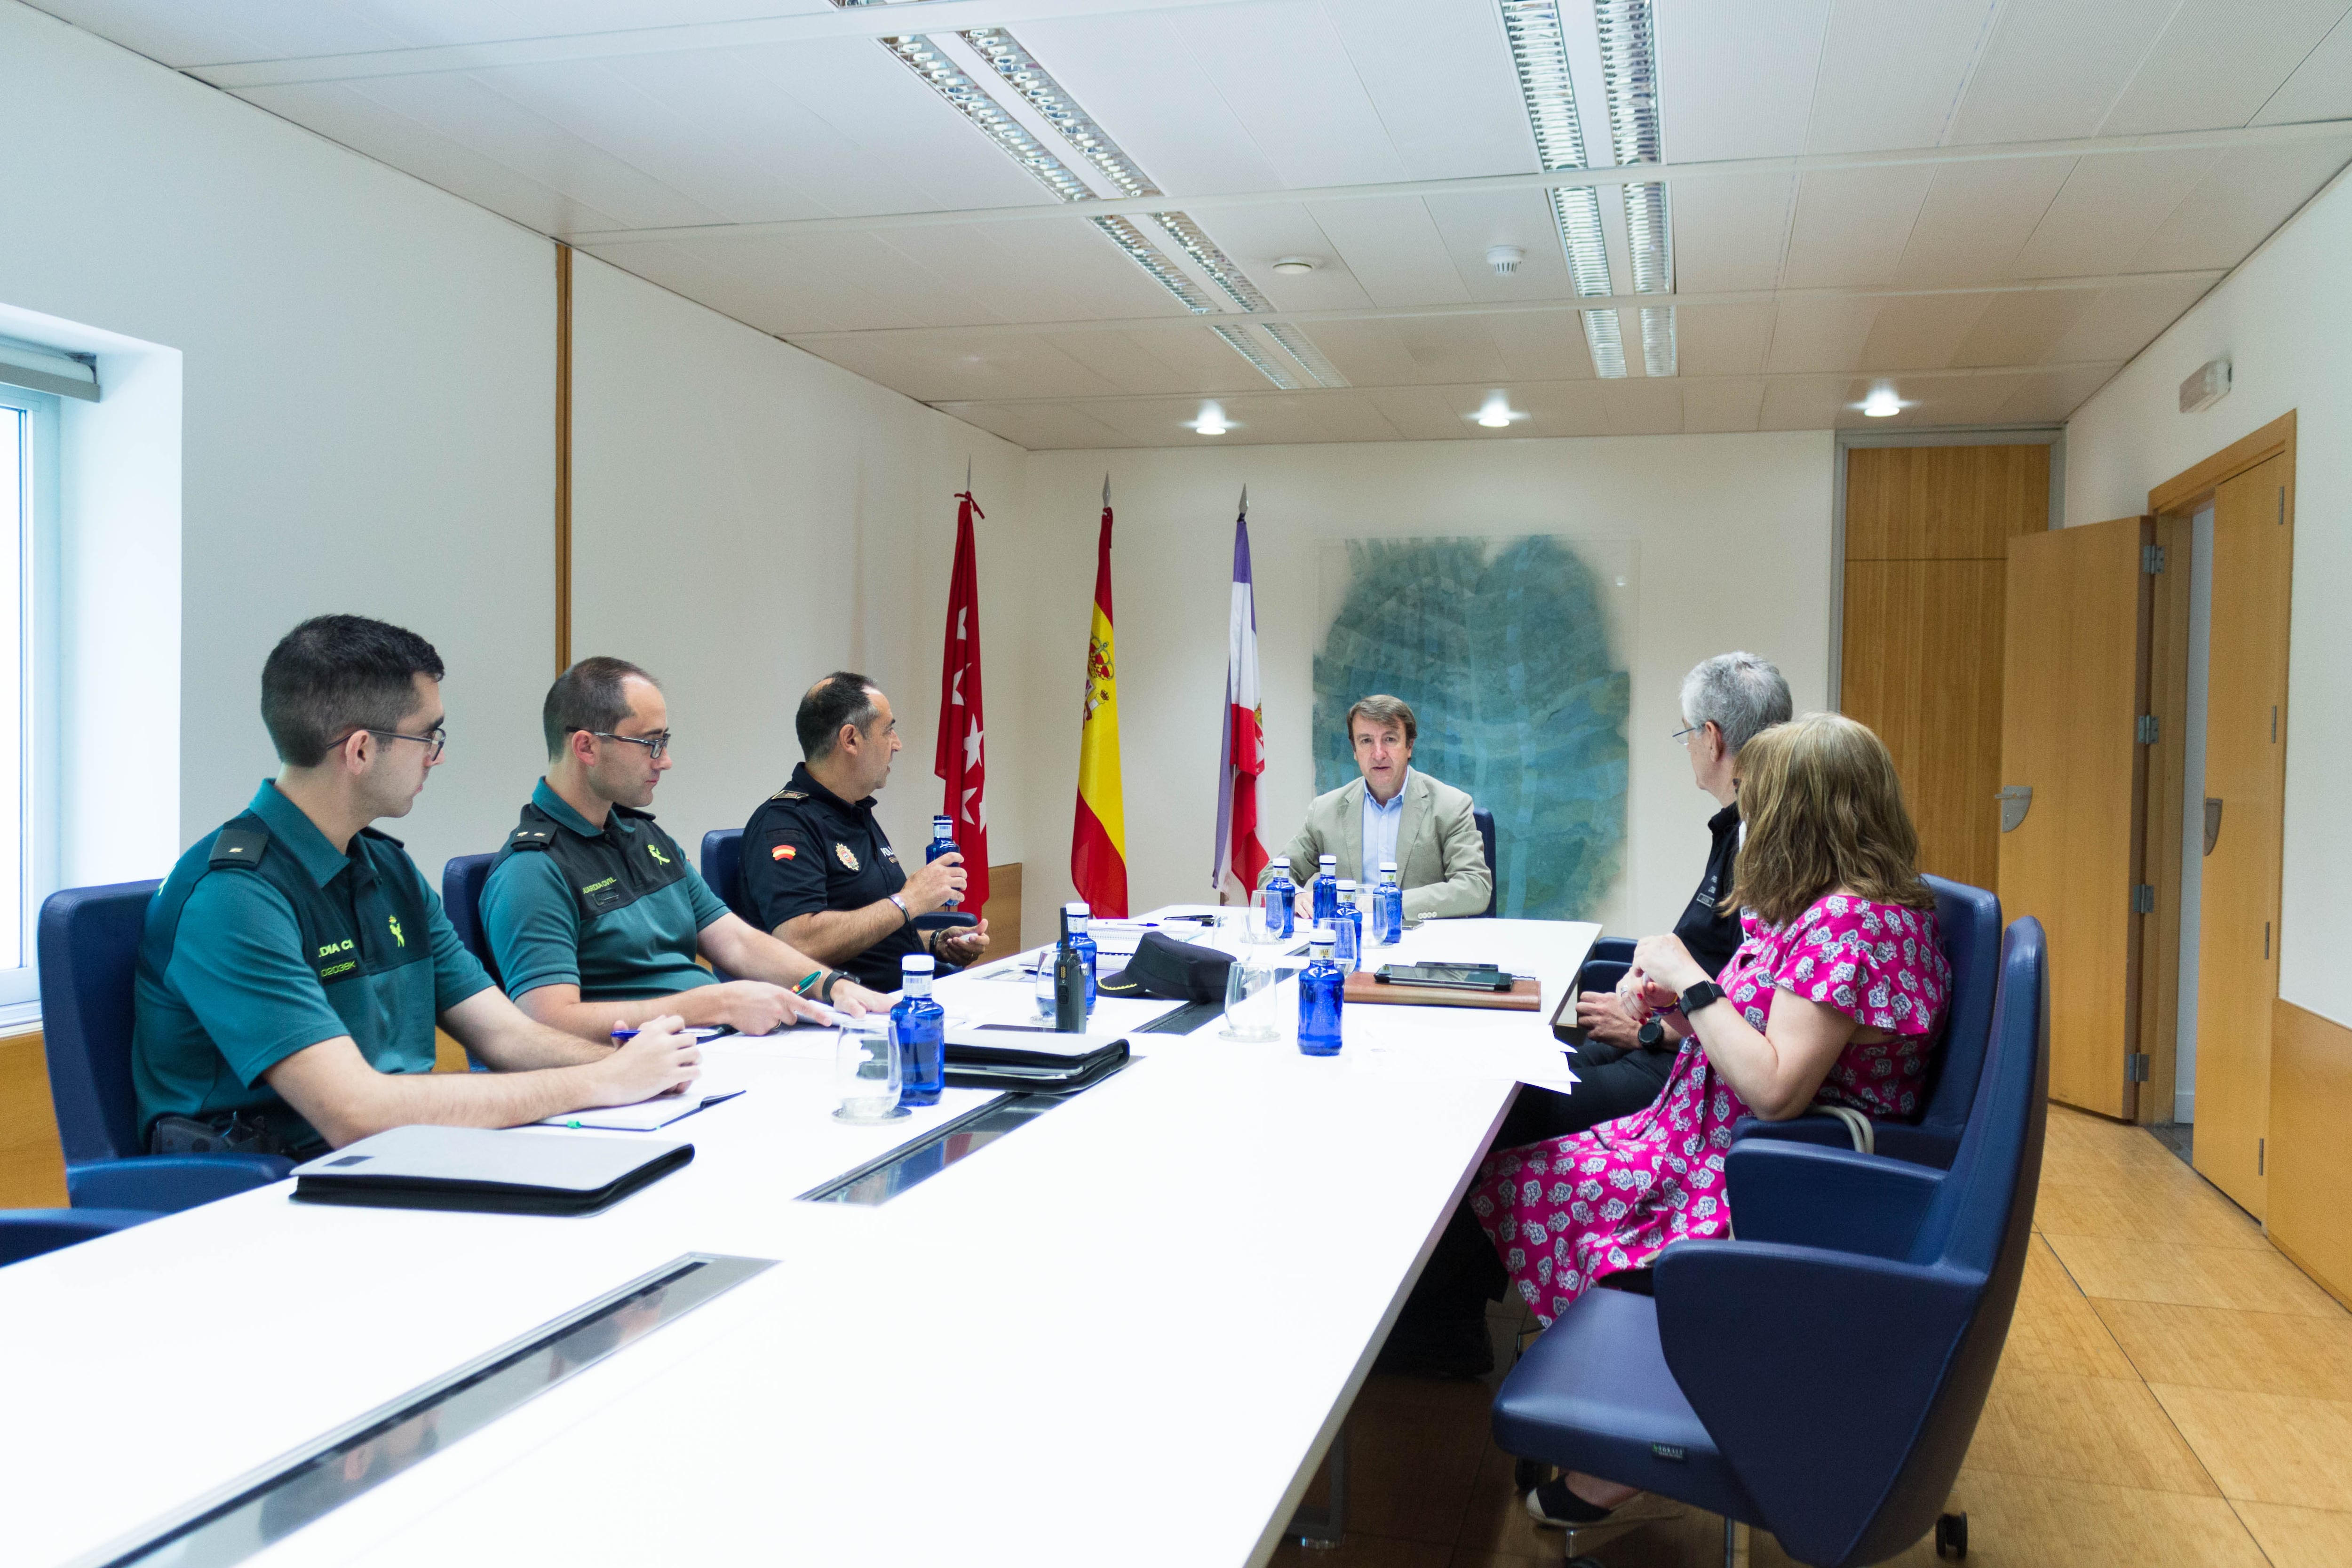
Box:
[934,486,991,915]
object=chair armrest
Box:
[1589,937,1636,965]
[1732,1113,1858,1151]
[1655,1241,1981,1567]
[67,1154,294,1213]
[1725,1141,1944,1260]
[913,911,979,932]
[1868,1123,1961,1171]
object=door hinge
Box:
[2136,715,2160,744]
[2259,1138,2266,1176]
[2126,1052,2151,1082]
[2131,884,2156,914]
[2279,488,2287,525]
[2143,543,2167,573]
[2265,921,2272,959]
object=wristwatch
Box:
[1677,980,1726,1017]
[818,970,846,1003]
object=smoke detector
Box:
[1271,256,1318,275]
[1486,245,1526,276]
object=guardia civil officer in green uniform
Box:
[133,616,702,1156]
[739,672,991,994]
[479,657,890,1041]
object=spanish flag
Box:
[1072,479,1129,917]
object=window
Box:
[0,380,56,1019]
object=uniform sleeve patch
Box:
[772,843,797,860]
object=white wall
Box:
[1016,434,1836,945]
[0,0,555,881]
[2063,165,2352,1027]
[569,256,1029,876]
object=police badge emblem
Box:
[834,842,860,872]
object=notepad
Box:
[536,1087,746,1132]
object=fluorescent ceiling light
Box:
[869,14,1348,392]
[1189,403,1232,435]
[1497,0,1622,378]
[1862,384,1902,417]
[1596,0,1674,377]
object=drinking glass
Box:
[833,1018,907,1122]
[1219,952,1281,1041]
[1247,888,1283,946]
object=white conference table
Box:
[0,907,1597,1568]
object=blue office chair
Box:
[1492,916,2048,1567]
[1473,808,1498,918]
[0,1208,161,1267]
[1735,874,2002,1168]
[440,853,501,985]
[37,882,294,1210]
[700,828,977,968]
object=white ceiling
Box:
[38,0,2352,447]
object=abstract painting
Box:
[1315,535,1632,923]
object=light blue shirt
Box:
[1361,771,1408,880]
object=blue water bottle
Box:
[1297,930,1344,1057]
[1063,901,1098,1012]
[927,815,961,909]
[1373,860,1404,947]
[1263,856,1296,940]
[1311,854,1340,924]
[1334,880,1363,971]
[891,954,946,1106]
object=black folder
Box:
[943,1027,1130,1095]
[289,1125,695,1215]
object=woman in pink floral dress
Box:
[1478,712,1953,1529]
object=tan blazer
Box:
[1259,770,1492,920]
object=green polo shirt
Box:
[131,781,496,1151]
[479,780,731,1003]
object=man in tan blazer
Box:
[1261,694,1492,921]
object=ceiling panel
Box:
[1422,191,1589,304]
[1943,0,2177,144]
[1679,377,1765,433]
[1653,0,1828,162]
[1328,0,1538,182]
[1603,381,1687,436]
[1669,174,1798,293]
[1162,205,1377,311]
[1486,311,1599,382]
[1757,374,1851,431]
[1993,365,2121,425]
[2041,278,2214,364]
[1672,303,1776,376]
[1803,0,2006,155]
[2255,11,2352,121]
[1358,384,1475,441]
[2127,143,2352,272]
[2101,0,2352,135]
[1764,297,1882,374]
[1167,0,1415,188]
[1894,160,2074,286]
[1304,198,1475,307]
[1780,168,1937,289]
[1949,289,2100,367]
[35,0,386,63]
[1858,292,1994,369]
[2007,151,2220,279]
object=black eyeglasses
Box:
[358,726,446,762]
[590,730,671,761]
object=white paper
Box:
[1343,1033,1581,1090]
[537,1085,746,1131]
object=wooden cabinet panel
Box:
[2270,1000,2352,1310]
[1997,518,2152,1120]
[2194,455,2293,1216]
[1846,446,2050,561]
[1840,559,2006,891]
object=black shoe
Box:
[1372,1312,1494,1379]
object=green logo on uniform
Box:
[388,915,405,948]
[649,844,671,866]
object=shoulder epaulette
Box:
[209,825,270,869]
[770,788,809,802]
[507,825,557,852]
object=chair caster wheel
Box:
[1512,1457,1550,1492]
[1935,1510,1968,1558]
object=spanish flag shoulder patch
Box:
[771,843,796,861]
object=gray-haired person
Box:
[1376,651,1793,1380]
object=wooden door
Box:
[1997,517,2153,1118]
[2194,455,2294,1216]
[1843,446,2049,890]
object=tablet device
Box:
[1374,963,1516,992]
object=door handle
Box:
[2204,797,2223,856]
[1997,786,2032,834]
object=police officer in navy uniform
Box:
[479,657,889,1040]
[132,616,699,1156]
[739,672,990,995]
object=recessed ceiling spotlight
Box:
[1486,245,1526,276]
[1189,403,1232,436]
[1271,256,1318,275]
[1862,384,1902,418]
[1473,393,1528,429]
